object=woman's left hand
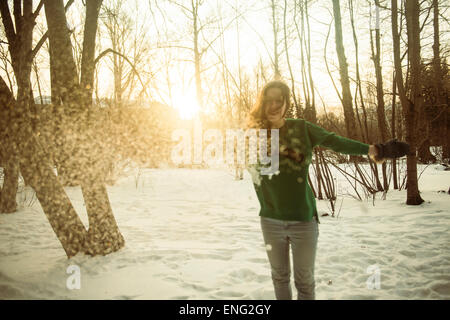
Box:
[368,139,410,163]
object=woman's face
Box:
[264,87,286,124]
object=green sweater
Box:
[250,118,369,222]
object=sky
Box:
[92,0,389,116]
[2,0,449,119]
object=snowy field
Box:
[0,164,449,300]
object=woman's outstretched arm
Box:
[306,121,409,163]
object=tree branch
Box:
[13,0,21,37]
[94,48,150,99]
[0,2,16,46]
[156,43,193,51]
[30,0,75,59]
[32,0,45,20]
[420,3,433,33]
[323,16,343,105]
[199,11,244,57]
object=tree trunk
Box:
[271,0,281,80]
[371,0,389,190]
[0,0,38,212]
[331,0,358,140]
[349,0,370,144]
[0,140,18,213]
[314,149,323,199]
[1,1,94,257]
[432,0,449,162]
[192,1,203,109]
[44,0,81,186]
[82,0,125,254]
[350,0,383,191]
[109,16,123,108]
[1,76,88,257]
[283,0,299,111]
[392,71,399,189]
[81,183,124,255]
[80,0,102,107]
[45,0,125,255]
[304,0,316,121]
[403,0,424,204]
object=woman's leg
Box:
[289,219,319,300]
[260,217,292,300]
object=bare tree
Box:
[0,0,44,213]
[283,0,295,110]
[270,0,281,79]
[331,0,358,140]
[0,74,90,257]
[432,0,449,162]
[369,1,389,190]
[349,0,369,143]
[44,0,125,255]
[391,0,424,205]
[391,70,399,189]
[100,0,150,106]
[294,0,316,122]
[165,0,206,109]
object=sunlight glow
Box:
[172,90,200,120]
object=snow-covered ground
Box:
[0,164,449,300]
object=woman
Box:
[246,80,408,300]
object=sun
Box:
[172,89,200,120]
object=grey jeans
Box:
[260,216,319,300]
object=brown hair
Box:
[247,80,291,129]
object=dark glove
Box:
[374,139,410,162]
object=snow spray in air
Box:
[171,117,279,175]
